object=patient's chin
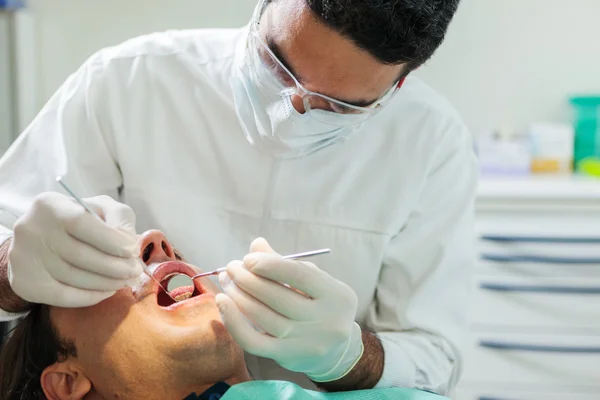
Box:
[174,337,246,387]
[163,320,241,373]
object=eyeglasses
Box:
[247,0,401,122]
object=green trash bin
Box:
[569,96,600,177]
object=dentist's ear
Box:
[249,237,278,254]
[41,362,92,400]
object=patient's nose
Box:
[138,230,176,264]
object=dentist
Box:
[0,0,476,395]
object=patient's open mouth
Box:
[157,273,203,306]
[152,261,207,308]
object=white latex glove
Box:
[216,238,364,382]
[8,192,142,307]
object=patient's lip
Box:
[152,261,207,296]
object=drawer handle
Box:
[481,254,600,264]
[480,282,600,294]
[478,398,513,400]
[481,235,600,243]
[478,398,512,400]
[480,340,600,353]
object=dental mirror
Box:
[165,274,196,301]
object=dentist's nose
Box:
[290,94,306,114]
[138,230,176,264]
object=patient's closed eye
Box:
[173,249,183,261]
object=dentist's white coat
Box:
[0,27,477,394]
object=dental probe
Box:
[56,176,178,301]
[190,248,331,279]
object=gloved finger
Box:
[64,210,137,258]
[219,271,295,338]
[225,260,315,321]
[244,253,332,299]
[52,284,116,308]
[249,237,279,255]
[18,278,116,308]
[57,235,142,279]
[50,259,139,291]
[215,292,277,358]
[84,196,137,236]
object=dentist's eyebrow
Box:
[265,33,379,107]
[265,34,304,83]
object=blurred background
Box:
[1,1,600,399]
[2,0,600,150]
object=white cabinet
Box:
[455,177,600,399]
[455,387,600,400]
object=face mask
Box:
[230,48,364,159]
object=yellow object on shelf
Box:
[528,123,574,175]
[530,158,572,174]
[578,158,600,177]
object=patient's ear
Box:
[41,362,92,400]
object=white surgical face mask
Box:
[230,37,365,159]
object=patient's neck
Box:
[179,364,251,399]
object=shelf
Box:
[477,175,600,201]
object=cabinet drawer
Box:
[454,386,599,400]
[479,235,600,264]
[469,277,600,332]
[476,258,600,279]
[476,233,600,278]
[476,209,600,239]
[461,333,600,387]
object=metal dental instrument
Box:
[56,176,178,301]
[190,248,331,280]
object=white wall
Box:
[0,13,16,153]
[30,0,256,100]
[28,0,600,136]
[416,0,600,135]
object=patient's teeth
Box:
[174,292,193,302]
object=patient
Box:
[0,230,445,400]
[0,229,249,399]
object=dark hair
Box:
[267,0,460,69]
[0,305,77,400]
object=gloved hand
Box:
[216,238,364,382]
[8,192,142,307]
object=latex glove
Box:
[8,192,142,307]
[216,238,364,382]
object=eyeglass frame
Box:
[248,0,405,116]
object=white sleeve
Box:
[0,53,123,319]
[365,122,478,395]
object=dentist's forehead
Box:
[261,0,404,100]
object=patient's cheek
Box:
[72,292,135,330]
[97,290,135,310]
[127,277,148,296]
[198,277,221,294]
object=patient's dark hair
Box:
[0,305,77,400]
